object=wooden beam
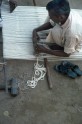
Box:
[33,0,36,6]
[44,58,53,89]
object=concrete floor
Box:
[0,0,82,124]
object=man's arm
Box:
[36,44,70,57]
[32,22,53,54]
[34,22,53,32]
[32,22,53,41]
[46,49,70,57]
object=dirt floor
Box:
[0,0,82,124]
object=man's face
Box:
[48,9,60,24]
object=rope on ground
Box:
[27,57,46,88]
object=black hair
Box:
[46,0,70,17]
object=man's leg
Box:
[9,0,17,13]
[0,0,2,18]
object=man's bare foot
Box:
[9,0,17,13]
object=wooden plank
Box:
[44,58,53,89]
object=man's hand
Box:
[35,43,48,53]
[32,29,40,43]
[32,29,40,54]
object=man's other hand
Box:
[32,29,40,43]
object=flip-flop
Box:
[61,61,82,76]
[54,64,77,79]
[71,65,82,76]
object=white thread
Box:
[27,58,46,88]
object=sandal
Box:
[71,65,82,76]
[54,62,77,79]
[61,61,82,76]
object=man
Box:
[32,0,82,57]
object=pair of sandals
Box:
[54,61,82,78]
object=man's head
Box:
[46,0,70,24]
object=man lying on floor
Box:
[32,0,82,57]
